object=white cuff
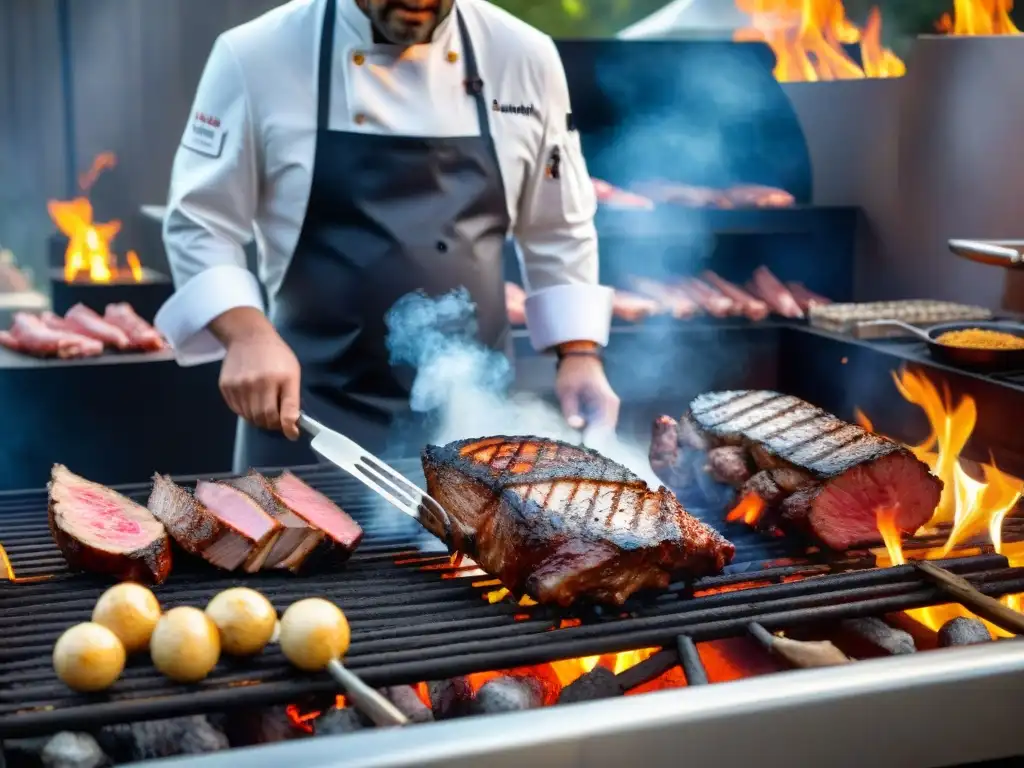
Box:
[525,284,613,350]
[154,264,264,367]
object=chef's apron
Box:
[234,0,511,472]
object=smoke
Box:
[385,288,660,486]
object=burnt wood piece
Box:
[938,617,993,647]
[96,716,227,762]
[373,687,433,724]
[428,678,475,720]
[687,391,941,550]
[557,667,623,705]
[39,733,109,768]
[314,709,365,736]
[470,676,546,715]
[422,436,734,607]
[2,736,51,768]
[841,618,916,655]
[220,708,310,747]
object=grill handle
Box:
[949,239,1024,268]
[326,659,409,727]
[298,411,325,437]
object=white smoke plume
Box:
[385,288,660,486]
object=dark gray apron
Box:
[234,0,511,471]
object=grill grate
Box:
[1,462,1023,737]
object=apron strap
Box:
[318,0,338,131]
[316,0,497,152]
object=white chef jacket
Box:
[155,0,612,366]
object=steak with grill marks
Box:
[421,436,735,607]
[685,391,942,549]
[49,465,172,583]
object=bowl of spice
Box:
[926,321,1024,371]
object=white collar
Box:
[337,0,458,47]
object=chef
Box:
[156,0,618,470]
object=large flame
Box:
[734,0,906,81]
[937,0,1020,35]
[869,369,1024,636]
[48,153,144,284]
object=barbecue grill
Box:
[4,450,1024,760]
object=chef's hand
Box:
[555,354,620,432]
[211,308,302,440]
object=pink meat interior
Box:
[195,481,277,541]
[63,485,156,546]
[275,472,362,548]
[810,452,940,550]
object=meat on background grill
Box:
[48,464,172,584]
[749,267,804,319]
[0,303,165,359]
[64,303,131,350]
[681,278,733,318]
[628,277,699,319]
[422,436,734,606]
[654,392,941,550]
[701,271,770,321]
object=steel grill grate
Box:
[1,462,1023,738]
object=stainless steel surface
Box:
[859,319,934,342]
[326,659,407,728]
[297,410,448,529]
[950,239,1024,269]
[127,641,1024,768]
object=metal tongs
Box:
[297,412,451,539]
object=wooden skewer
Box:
[914,561,1024,635]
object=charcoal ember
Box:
[428,677,475,720]
[557,667,623,705]
[741,471,785,507]
[315,708,364,736]
[3,736,51,768]
[469,676,545,715]
[37,734,108,768]
[221,708,310,747]
[841,618,916,655]
[375,686,433,724]
[938,617,993,647]
[97,716,227,762]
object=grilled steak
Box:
[49,465,172,583]
[422,436,735,607]
[224,471,326,572]
[272,471,363,555]
[684,391,941,549]
[148,475,279,571]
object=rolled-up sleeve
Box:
[515,38,612,352]
[155,35,263,366]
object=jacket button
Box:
[354,113,367,125]
[353,52,366,66]
[447,51,458,63]
[436,240,448,252]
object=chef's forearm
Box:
[208,307,275,347]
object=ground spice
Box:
[935,328,1024,350]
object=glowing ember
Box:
[48,153,146,284]
[727,491,766,525]
[937,0,1020,35]
[734,0,906,81]
[866,369,1024,635]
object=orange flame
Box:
[49,153,144,284]
[937,0,1020,34]
[853,408,874,432]
[726,492,766,525]
[869,369,1024,635]
[734,0,906,82]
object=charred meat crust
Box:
[48,465,172,584]
[422,436,734,607]
[148,474,227,556]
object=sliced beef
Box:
[224,471,326,572]
[272,471,363,555]
[148,475,276,571]
[194,481,282,571]
[64,303,131,349]
[49,464,172,583]
[422,436,735,606]
[686,391,942,550]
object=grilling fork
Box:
[297,412,451,536]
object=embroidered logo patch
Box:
[492,99,535,117]
[181,112,226,158]
[545,147,561,180]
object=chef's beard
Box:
[357,0,455,46]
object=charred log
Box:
[315,708,364,736]
[220,707,310,747]
[374,686,433,724]
[469,676,546,715]
[841,618,916,655]
[938,617,993,647]
[557,667,623,705]
[97,716,228,762]
[428,678,475,720]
